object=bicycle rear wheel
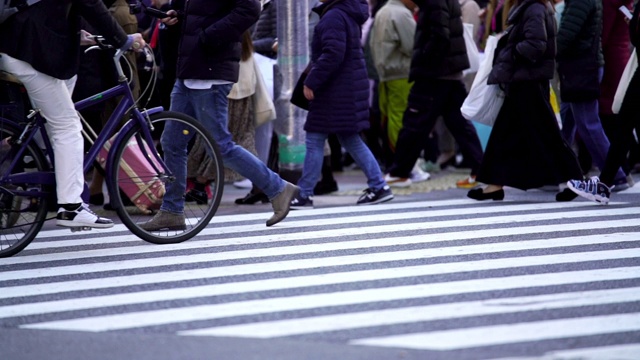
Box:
[109,111,223,244]
[0,120,50,257]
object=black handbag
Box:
[291,63,311,110]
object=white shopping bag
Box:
[463,23,480,75]
[612,50,637,114]
[460,35,505,127]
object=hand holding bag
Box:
[291,63,311,110]
[613,51,638,114]
[460,35,505,127]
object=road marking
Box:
[19,266,640,331]
[179,287,640,338]
[351,313,640,350]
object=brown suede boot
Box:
[266,182,299,227]
[139,210,186,231]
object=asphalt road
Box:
[1,170,639,360]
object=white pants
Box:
[0,54,84,204]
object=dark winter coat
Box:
[488,0,556,85]
[631,3,640,49]
[556,0,604,65]
[174,0,260,82]
[0,0,129,80]
[252,0,278,59]
[599,0,633,115]
[409,0,469,80]
[304,0,370,134]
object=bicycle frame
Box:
[0,48,169,203]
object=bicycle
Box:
[0,39,224,258]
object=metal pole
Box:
[274,0,309,177]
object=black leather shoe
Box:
[235,191,269,205]
[314,180,338,195]
[89,193,104,206]
[467,188,504,201]
[185,188,208,205]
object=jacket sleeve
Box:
[252,3,278,55]
[556,0,592,57]
[396,10,417,57]
[515,4,547,62]
[76,0,129,48]
[305,16,348,91]
[200,0,261,48]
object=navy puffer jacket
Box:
[304,0,370,134]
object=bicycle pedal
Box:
[69,226,93,233]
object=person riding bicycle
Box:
[0,0,146,229]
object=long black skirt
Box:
[477,81,583,190]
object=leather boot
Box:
[139,210,186,231]
[266,182,299,227]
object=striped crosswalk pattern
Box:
[1,199,639,359]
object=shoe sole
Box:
[357,194,394,205]
[290,205,313,210]
[56,220,114,229]
[139,224,187,231]
[567,182,609,205]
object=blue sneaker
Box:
[290,194,313,210]
[567,176,610,205]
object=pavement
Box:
[216,166,475,215]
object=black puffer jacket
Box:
[252,0,278,59]
[556,0,604,65]
[174,0,260,81]
[488,0,556,84]
[0,0,128,80]
[409,0,469,80]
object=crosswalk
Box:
[1,199,639,359]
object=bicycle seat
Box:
[0,71,21,85]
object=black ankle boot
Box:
[235,191,269,205]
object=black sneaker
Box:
[56,204,114,228]
[357,185,394,205]
[290,193,313,209]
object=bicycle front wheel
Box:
[0,120,50,258]
[108,111,223,244]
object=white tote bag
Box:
[612,51,638,114]
[460,35,505,127]
[463,23,480,74]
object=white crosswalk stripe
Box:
[1,199,639,359]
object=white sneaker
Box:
[56,204,114,228]
[384,173,412,188]
[410,168,431,183]
[233,179,253,189]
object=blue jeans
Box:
[298,132,386,199]
[560,69,626,184]
[161,80,284,214]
